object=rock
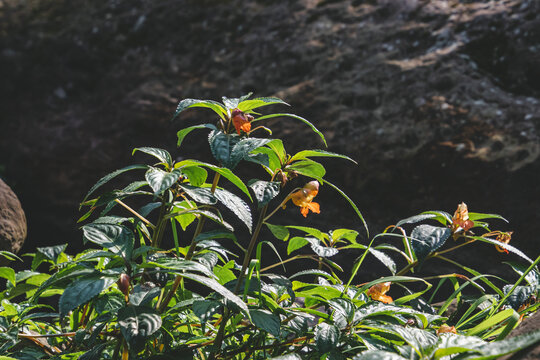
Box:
[0,179,27,255]
[499,311,540,360]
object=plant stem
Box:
[115,199,155,229]
[158,172,221,312]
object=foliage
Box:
[1,94,539,359]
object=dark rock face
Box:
[500,311,540,360]
[0,179,27,254]
[0,0,538,270]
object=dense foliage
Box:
[1,94,539,359]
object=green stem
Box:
[210,204,269,359]
[151,197,169,248]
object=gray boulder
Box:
[0,179,27,255]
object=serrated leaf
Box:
[118,305,162,350]
[229,138,272,168]
[502,285,535,310]
[287,159,326,178]
[129,284,161,306]
[172,98,227,120]
[193,300,222,324]
[82,164,148,203]
[330,298,355,329]
[249,180,281,208]
[475,235,534,263]
[144,259,214,278]
[179,185,217,205]
[208,130,240,168]
[369,248,396,274]
[353,351,407,360]
[315,322,340,354]
[250,309,281,337]
[59,277,115,316]
[307,238,338,258]
[238,97,289,112]
[396,213,437,227]
[410,225,451,261]
[175,159,251,200]
[252,113,327,146]
[181,273,248,314]
[214,188,252,232]
[133,147,172,167]
[181,166,208,187]
[82,223,134,259]
[0,267,16,286]
[463,329,540,359]
[177,124,217,148]
[145,167,182,195]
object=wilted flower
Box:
[451,202,474,235]
[288,181,320,217]
[118,273,131,297]
[437,324,457,335]
[231,108,252,135]
[366,281,392,304]
[495,231,513,254]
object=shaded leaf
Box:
[133,147,172,167]
[410,225,451,261]
[250,309,281,337]
[172,98,227,120]
[59,277,115,316]
[315,322,340,354]
[145,168,182,195]
[249,180,281,208]
[83,164,148,203]
[82,223,134,259]
[177,124,217,148]
[118,305,162,350]
[215,188,252,232]
[266,223,290,241]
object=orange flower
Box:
[451,202,474,233]
[495,231,513,254]
[366,281,393,304]
[231,108,252,135]
[437,324,457,335]
[289,181,320,217]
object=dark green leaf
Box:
[145,167,182,195]
[252,113,327,146]
[504,261,539,287]
[503,284,535,310]
[249,180,281,208]
[266,223,289,241]
[118,305,162,350]
[208,130,240,168]
[410,225,451,261]
[133,147,173,167]
[194,229,237,242]
[462,329,540,359]
[215,188,252,232]
[396,214,437,227]
[193,300,222,323]
[129,284,161,306]
[229,138,272,168]
[315,322,340,354]
[177,124,217,148]
[369,248,396,274]
[179,185,217,205]
[82,164,148,203]
[79,343,108,360]
[352,351,407,360]
[270,354,301,360]
[144,258,214,278]
[82,223,134,259]
[250,309,281,337]
[36,244,67,263]
[59,277,116,316]
[172,98,227,121]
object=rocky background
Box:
[0,0,539,278]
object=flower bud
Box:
[117,274,130,296]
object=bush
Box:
[0,94,539,359]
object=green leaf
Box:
[252,113,327,146]
[266,139,286,164]
[315,322,340,354]
[0,267,16,286]
[59,277,116,316]
[214,188,252,232]
[36,244,67,263]
[145,167,182,195]
[287,159,326,178]
[175,160,251,200]
[266,223,289,241]
[320,180,369,236]
[238,97,289,112]
[249,180,281,208]
[250,309,281,337]
[177,124,217,148]
[118,305,162,350]
[270,354,301,360]
[502,284,535,310]
[369,248,396,274]
[181,273,248,314]
[466,308,515,336]
[82,223,134,259]
[192,300,222,324]
[133,147,173,167]
[129,284,161,306]
[229,138,272,169]
[82,164,148,203]
[172,201,197,230]
[172,98,227,121]
[179,185,217,205]
[463,329,540,359]
[208,130,241,168]
[475,235,534,263]
[396,213,438,227]
[505,261,539,287]
[410,225,451,261]
[181,166,208,187]
[290,150,356,163]
[287,237,309,255]
[144,259,215,278]
[353,351,407,360]
[468,212,508,222]
[79,343,108,360]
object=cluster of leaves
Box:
[0,94,539,360]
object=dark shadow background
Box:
[0,0,539,283]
